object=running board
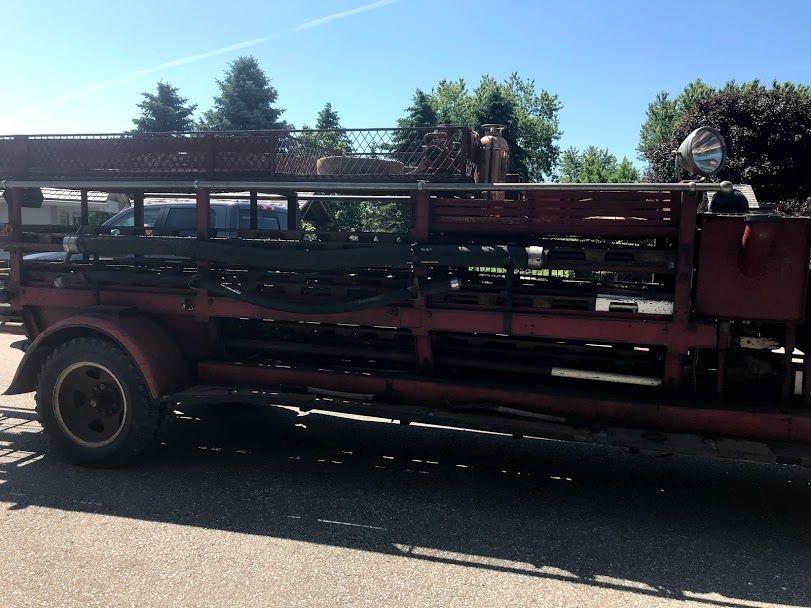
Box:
[162,384,809,466]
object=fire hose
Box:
[52,270,461,314]
[193,276,461,314]
[62,235,545,272]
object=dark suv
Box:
[103,199,289,235]
[24,199,289,262]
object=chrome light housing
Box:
[677,127,726,177]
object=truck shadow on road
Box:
[1,402,810,607]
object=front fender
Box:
[5,313,191,399]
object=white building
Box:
[0,188,129,259]
[0,188,130,226]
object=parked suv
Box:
[102,199,289,235]
[24,199,289,262]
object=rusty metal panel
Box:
[695,214,811,321]
[431,190,679,237]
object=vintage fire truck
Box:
[1,124,809,467]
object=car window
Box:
[163,208,196,231]
[163,206,228,231]
[238,207,287,230]
[106,207,162,227]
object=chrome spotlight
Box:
[677,127,726,177]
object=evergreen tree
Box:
[391,89,439,165]
[301,102,351,152]
[316,102,341,129]
[131,82,197,132]
[299,102,351,153]
[396,89,438,130]
[201,56,288,130]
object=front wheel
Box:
[35,337,164,466]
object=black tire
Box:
[35,337,165,467]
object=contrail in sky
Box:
[24,0,398,113]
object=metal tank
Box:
[478,124,510,184]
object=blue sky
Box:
[1,0,810,164]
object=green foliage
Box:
[131,82,197,132]
[502,74,563,183]
[638,78,714,162]
[558,146,640,183]
[87,211,115,228]
[432,79,475,126]
[332,199,411,233]
[613,157,641,183]
[200,56,288,130]
[557,147,581,182]
[642,80,811,205]
[401,73,562,181]
[472,78,523,174]
[332,199,365,231]
[638,91,678,163]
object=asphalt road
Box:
[1,333,810,607]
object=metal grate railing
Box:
[0,127,477,183]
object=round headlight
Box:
[677,126,726,177]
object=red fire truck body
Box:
[1,126,809,466]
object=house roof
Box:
[1,188,128,203]
[40,188,112,202]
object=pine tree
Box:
[201,56,287,130]
[313,102,351,152]
[300,102,351,153]
[397,89,438,130]
[316,102,341,130]
[391,89,439,164]
[131,82,197,132]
